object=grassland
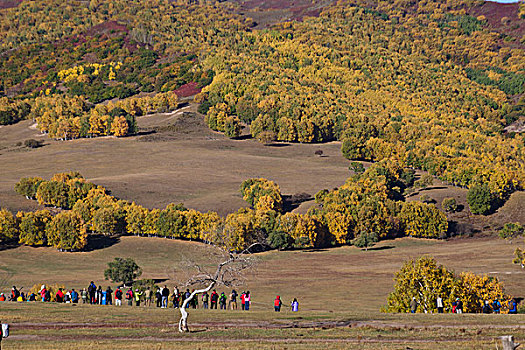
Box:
[0,104,351,216]
[0,236,524,349]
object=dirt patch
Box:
[0,0,22,9]
[84,20,129,37]
[504,117,525,133]
[174,82,201,98]
[468,1,525,49]
[237,0,336,27]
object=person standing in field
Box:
[454,298,463,314]
[144,287,152,307]
[134,289,143,306]
[492,299,501,313]
[126,287,133,306]
[155,288,162,307]
[240,291,246,310]
[482,301,491,314]
[210,290,218,309]
[219,292,227,310]
[10,286,19,301]
[410,297,417,313]
[291,298,299,312]
[162,285,170,308]
[55,288,65,303]
[81,288,88,304]
[173,290,181,308]
[202,292,209,309]
[88,282,96,304]
[71,289,79,304]
[114,288,122,306]
[436,295,444,313]
[508,298,518,314]
[274,296,282,312]
[96,285,102,304]
[40,285,47,302]
[244,291,251,311]
[229,289,238,310]
[106,286,113,305]
[173,287,179,308]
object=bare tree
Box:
[176,243,259,333]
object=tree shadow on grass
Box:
[0,242,20,252]
[190,329,207,333]
[266,142,290,147]
[366,245,395,251]
[153,278,169,284]
[84,234,120,252]
[0,242,21,252]
[282,193,313,212]
[303,248,329,253]
[232,134,253,141]
[135,129,156,136]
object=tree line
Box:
[1,166,455,252]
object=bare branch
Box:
[176,242,262,332]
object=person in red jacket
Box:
[274,296,282,312]
[55,288,65,303]
[240,291,246,310]
[210,290,219,309]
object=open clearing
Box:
[0,104,351,216]
[0,236,524,349]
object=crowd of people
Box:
[0,284,301,312]
[409,295,519,314]
[2,285,521,315]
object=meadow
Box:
[0,235,524,349]
[0,104,350,217]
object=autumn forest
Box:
[0,0,524,254]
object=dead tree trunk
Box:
[176,243,258,333]
[500,336,520,350]
[178,283,215,333]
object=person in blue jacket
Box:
[508,298,518,314]
[492,299,501,314]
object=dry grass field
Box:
[0,236,524,349]
[0,104,350,216]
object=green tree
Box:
[266,230,294,250]
[353,231,378,251]
[499,222,524,241]
[14,177,44,199]
[92,206,122,236]
[224,116,242,138]
[467,184,497,215]
[104,257,142,284]
[399,201,448,238]
[349,161,365,174]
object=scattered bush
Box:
[441,197,458,212]
[499,222,524,241]
[24,139,42,148]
